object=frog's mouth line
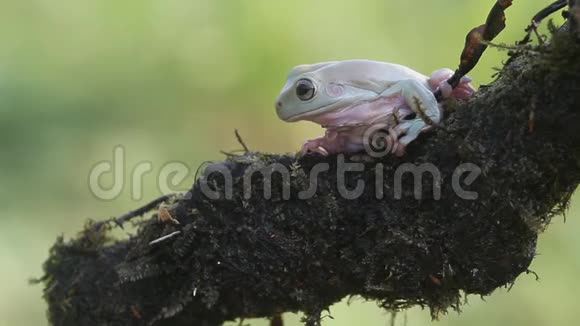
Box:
[288,110,367,130]
[284,101,344,123]
[321,122,366,129]
[288,106,377,130]
[286,94,391,123]
[286,96,411,130]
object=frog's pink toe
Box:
[387,128,402,154]
[393,143,406,157]
[299,140,316,156]
[298,147,326,157]
[299,139,330,157]
[438,81,454,99]
[387,131,406,157]
[452,78,476,100]
[430,68,455,99]
[453,87,475,100]
[460,75,473,83]
[429,68,454,88]
[437,78,476,100]
[430,68,476,100]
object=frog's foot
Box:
[388,128,407,157]
[298,137,329,157]
[429,68,476,100]
[391,119,430,156]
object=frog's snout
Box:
[275,100,289,121]
[275,98,300,122]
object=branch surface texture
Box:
[39,16,580,326]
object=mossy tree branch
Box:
[39,10,580,326]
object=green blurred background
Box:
[1,1,578,325]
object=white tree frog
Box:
[275,60,475,157]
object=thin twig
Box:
[434,0,513,102]
[235,129,250,153]
[519,0,568,45]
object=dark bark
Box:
[38,14,580,326]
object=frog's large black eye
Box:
[296,79,316,101]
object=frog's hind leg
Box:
[429,68,476,100]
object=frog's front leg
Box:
[299,136,329,156]
[378,80,440,155]
[299,130,351,156]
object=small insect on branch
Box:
[434,0,513,102]
[85,193,177,234]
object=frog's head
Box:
[275,61,377,122]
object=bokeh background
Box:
[1,1,579,325]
